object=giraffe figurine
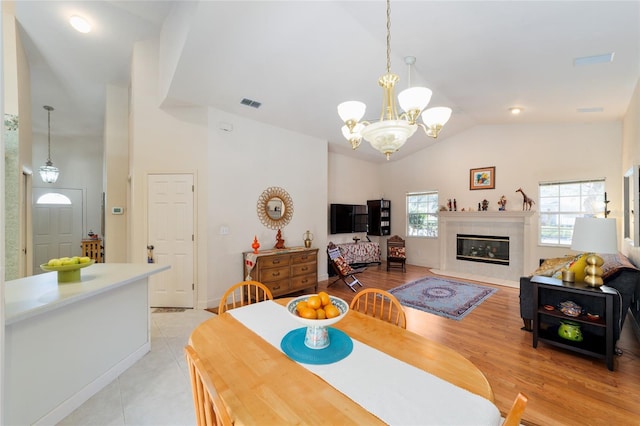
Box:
[516,188,535,211]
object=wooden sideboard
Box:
[243,247,318,297]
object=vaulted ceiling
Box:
[13,1,640,162]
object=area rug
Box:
[389,276,497,320]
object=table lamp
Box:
[570,217,618,286]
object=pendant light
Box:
[39,105,60,183]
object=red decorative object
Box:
[274,229,286,249]
[251,235,260,254]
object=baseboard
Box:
[429,269,519,289]
[34,342,150,425]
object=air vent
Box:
[240,98,262,109]
[573,53,614,66]
[577,107,604,113]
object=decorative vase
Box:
[303,230,314,248]
[558,320,583,342]
[251,236,260,254]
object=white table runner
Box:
[229,301,501,426]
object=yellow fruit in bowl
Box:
[325,305,340,319]
[318,291,331,306]
[79,256,92,264]
[307,295,322,310]
[47,258,62,267]
[299,307,317,320]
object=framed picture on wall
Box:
[470,166,495,190]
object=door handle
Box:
[147,245,154,263]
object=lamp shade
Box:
[337,101,366,123]
[398,87,432,113]
[570,217,618,254]
[421,106,452,127]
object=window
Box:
[36,192,72,205]
[539,179,606,246]
[406,192,439,237]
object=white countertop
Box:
[5,263,170,325]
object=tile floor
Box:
[58,309,214,426]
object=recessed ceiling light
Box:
[69,15,91,33]
[573,53,614,67]
[509,107,523,115]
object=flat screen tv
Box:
[330,204,368,234]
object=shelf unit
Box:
[367,199,391,236]
[531,275,616,371]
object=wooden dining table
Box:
[188,298,499,425]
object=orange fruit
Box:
[316,308,327,319]
[325,305,340,319]
[296,301,309,313]
[299,307,317,319]
[318,291,331,306]
[307,295,322,310]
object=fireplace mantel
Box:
[437,211,536,287]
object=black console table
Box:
[532,275,616,371]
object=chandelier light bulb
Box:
[337,101,366,124]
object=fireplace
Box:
[456,234,509,265]
[437,211,535,285]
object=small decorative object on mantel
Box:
[481,199,489,211]
[447,199,452,211]
[303,230,314,248]
[453,199,457,211]
[251,235,260,254]
[516,187,535,211]
[274,229,286,249]
[497,195,507,211]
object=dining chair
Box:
[502,392,528,426]
[218,280,273,314]
[184,345,233,426]
[386,235,406,272]
[349,288,407,329]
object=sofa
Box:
[519,252,640,343]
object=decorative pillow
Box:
[531,256,575,277]
[333,256,353,275]
[568,253,588,282]
[389,247,406,258]
[601,252,639,279]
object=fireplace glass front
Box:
[456,234,509,265]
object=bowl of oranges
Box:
[286,292,349,349]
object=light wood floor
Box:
[316,263,640,426]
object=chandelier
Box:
[39,105,60,183]
[337,0,452,160]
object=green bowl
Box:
[40,260,95,283]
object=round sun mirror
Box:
[257,187,293,229]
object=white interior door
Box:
[148,174,194,308]
[32,188,83,275]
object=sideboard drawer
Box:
[292,262,315,277]
[261,255,291,268]
[292,252,317,265]
[291,273,316,292]
[260,266,290,282]
[263,279,290,295]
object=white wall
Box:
[129,39,209,306]
[622,78,640,265]
[371,122,623,272]
[103,85,129,262]
[206,109,328,306]
[327,152,382,245]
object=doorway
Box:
[32,187,83,274]
[147,174,195,308]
